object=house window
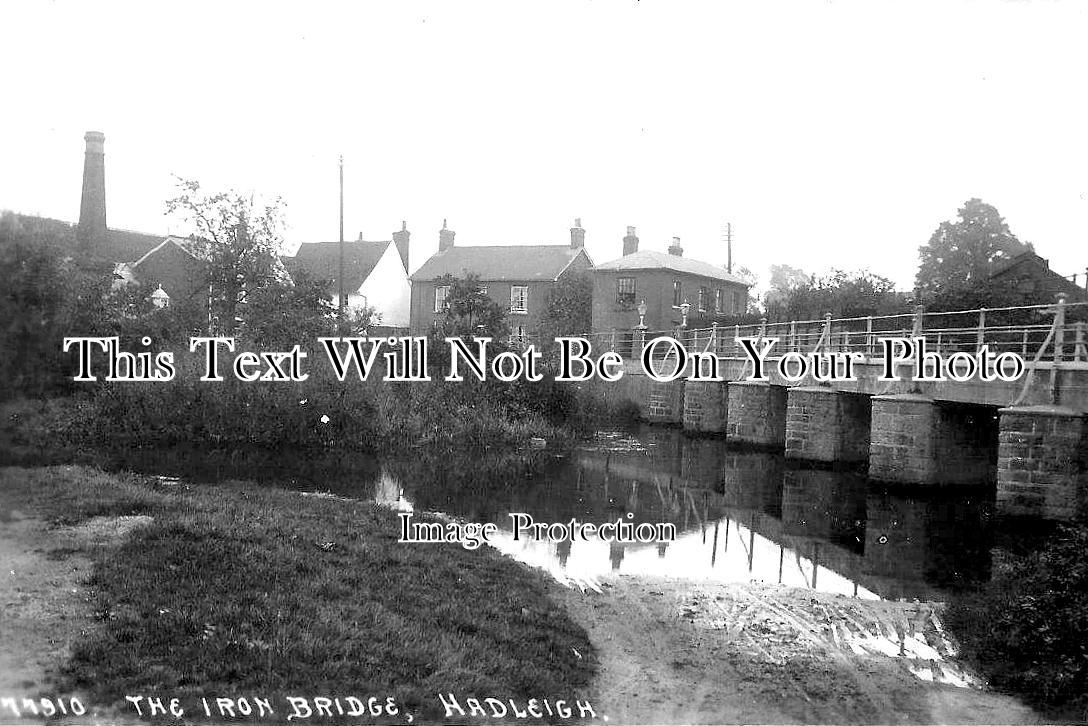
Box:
[510,285,529,314]
[733,290,746,314]
[434,285,450,313]
[673,281,682,307]
[510,325,528,347]
[698,286,709,313]
[715,288,724,314]
[617,277,636,306]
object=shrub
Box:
[945,520,1088,717]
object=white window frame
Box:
[434,285,450,313]
[510,285,529,314]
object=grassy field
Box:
[0,466,597,723]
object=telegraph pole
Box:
[338,154,345,331]
[725,222,733,273]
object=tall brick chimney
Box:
[570,218,585,249]
[78,131,107,250]
[439,219,455,251]
[668,236,683,256]
[622,226,639,256]
[392,220,410,272]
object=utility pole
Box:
[724,222,733,273]
[338,154,345,331]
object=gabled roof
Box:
[132,235,203,267]
[988,249,1044,278]
[104,228,166,264]
[594,249,750,286]
[409,245,591,283]
[288,240,393,292]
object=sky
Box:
[2,0,1086,295]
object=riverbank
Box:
[0,465,597,724]
[555,576,1040,725]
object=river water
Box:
[96,424,1005,602]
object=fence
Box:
[576,295,1088,366]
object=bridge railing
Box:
[581,296,1088,366]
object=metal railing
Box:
[576,295,1088,367]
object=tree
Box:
[166,179,286,334]
[916,198,1029,307]
[242,268,340,348]
[433,274,508,341]
[539,272,592,340]
[766,266,906,321]
[764,264,813,321]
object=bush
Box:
[945,520,1088,717]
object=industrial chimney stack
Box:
[78,131,107,250]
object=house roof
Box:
[409,245,590,282]
[104,228,167,264]
[0,213,164,264]
[132,236,203,267]
[288,240,392,292]
[594,250,750,286]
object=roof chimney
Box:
[78,131,107,250]
[439,218,455,251]
[570,218,585,249]
[668,236,683,256]
[622,226,639,256]
[392,220,410,272]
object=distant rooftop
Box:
[288,239,393,291]
[410,244,590,283]
[595,249,750,285]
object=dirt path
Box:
[555,576,1040,725]
[0,507,150,723]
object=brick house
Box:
[286,223,412,329]
[591,227,751,337]
[408,219,594,344]
[989,249,1088,305]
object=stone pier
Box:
[784,387,871,463]
[997,406,1087,520]
[645,379,685,424]
[726,382,787,447]
[869,394,998,485]
[682,380,729,434]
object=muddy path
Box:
[555,576,1039,725]
[0,507,150,723]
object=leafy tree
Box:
[916,198,1029,308]
[433,274,508,341]
[764,264,811,320]
[165,179,285,334]
[242,268,338,348]
[539,272,592,340]
[766,267,906,321]
[0,213,111,397]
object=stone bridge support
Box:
[726,381,787,447]
[682,380,729,434]
[784,387,871,463]
[869,395,998,485]
[645,379,685,424]
[997,406,1087,520]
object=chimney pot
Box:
[668,236,684,256]
[570,218,586,249]
[439,220,455,251]
[622,226,639,256]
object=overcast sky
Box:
[2,1,1086,293]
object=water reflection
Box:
[94,426,995,601]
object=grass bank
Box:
[1,354,640,459]
[0,465,597,723]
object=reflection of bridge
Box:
[577,449,990,601]
[582,299,1088,520]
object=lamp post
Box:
[636,299,648,355]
